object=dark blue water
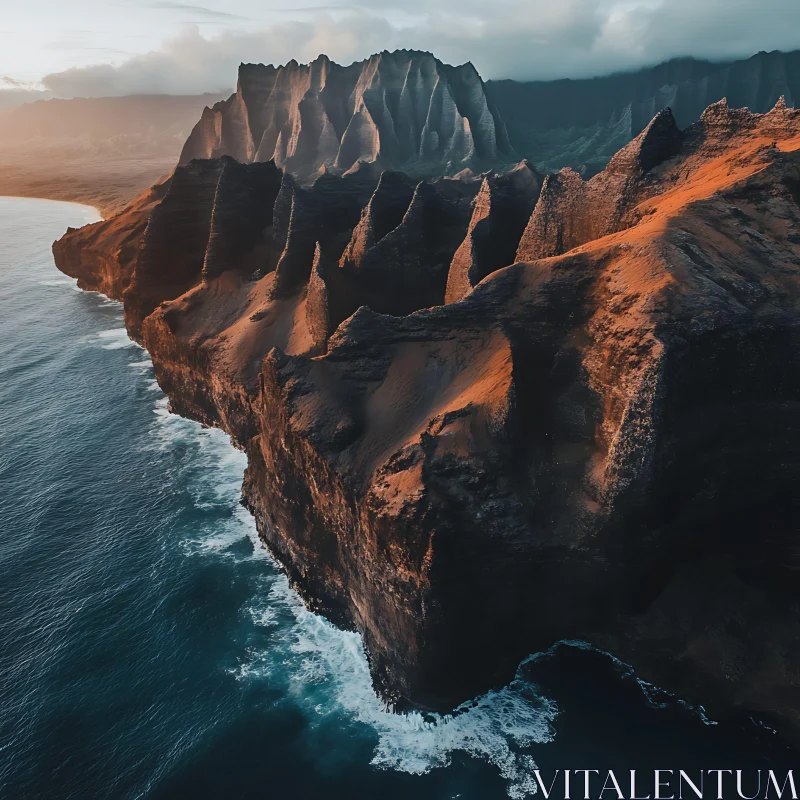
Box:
[0,197,795,800]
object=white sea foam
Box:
[38,277,78,288]
[97,327,139,350]
[78,324,140,351]
[233,567,558,799]
[127,359,152,371]
[526,640,720,726]
[249,605,280,628]
[127,313,558,798]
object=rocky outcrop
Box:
[445,160,541,303]
[269,169,378,299]
[339,171,416,271]
[305,244,338,351]
[123,158,226,336]
[179,50,515,181]
[203,158,282,280]
[338,177,480,317]
[54,99,800,745]
[52,178,169,299]
[604,107,684,175]
[515,108,682,261]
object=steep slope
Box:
[52,178,170,298]
[445,160,541,303]
[179,50,514,181]
[515,107,683,260]
[54,100,800,743]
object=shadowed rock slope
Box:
[55,99,800,743]
[488,48,800,176]
[179,50,514,181]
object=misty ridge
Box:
[1,47,799,217]
[1,49,799,169]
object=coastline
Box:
[0,153,175,219]
[22,194,567,797]
[0,198,563,800]
[49,100,800,744]
[0,193,102,216]
[0,190,104,219]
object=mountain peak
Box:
[181,50,513,179]
[606,106,683,175]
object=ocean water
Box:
[0,196,795,800]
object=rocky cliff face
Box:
[177,48,800,186]
[52,179,169,299]
[179,50,514,181]
[445,161,541,303]
[55,98,800,743]
[514,108,683,261]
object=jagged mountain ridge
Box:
[1,46,800,212]
[487,48,800,174]
[179,50,514,180]
[55,152,527,341]
[6,48,799,206]
[178,48,800,183]
[54,97,800,742]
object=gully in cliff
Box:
[53,59,800,750]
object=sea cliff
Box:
[54,95,800,742]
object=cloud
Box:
[0,78,51,109]
[40,18,392,96]
[1,76,36,89]
[38,0,800,98]
[148,2,250,21]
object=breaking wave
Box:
[139,341,558,799]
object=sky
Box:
[2,0,800,99]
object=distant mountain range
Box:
[177,48,800,180]
[0,93,227,215]
[0,93,228,156]
[2,49,800,208]
[487,48,800,174]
